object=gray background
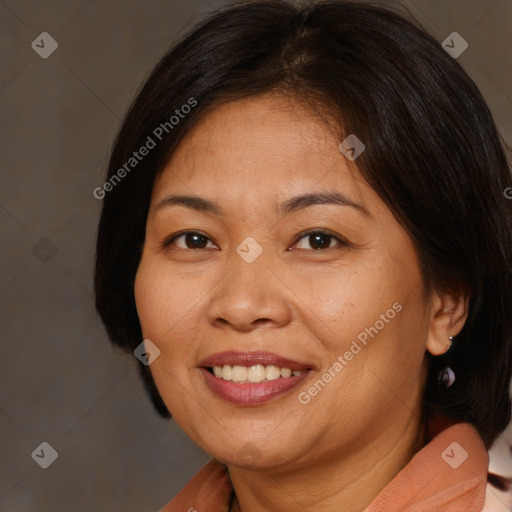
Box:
[0,1,511,511]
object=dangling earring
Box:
[438,366,455,387]
[438,336,455,387]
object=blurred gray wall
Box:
[0,1,511,511]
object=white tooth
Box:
[265,365,281,380]
[232,365,248,382]
[280,367,292,378]
[217,364,298,382]
[248,364,266,383]
[221,365,233,381]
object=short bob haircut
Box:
[94,0,512,449]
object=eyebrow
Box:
[153,191,370,217]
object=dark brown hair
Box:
[94,0,512,448]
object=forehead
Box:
[151,93,371,211]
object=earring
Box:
[438,366,455,388]
[445,335,454,353]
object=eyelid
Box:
[162,229,350,251]
[290,228,350,250]
[162,230,218,249]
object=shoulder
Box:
[159,458,233,511]
[482,425,512,512]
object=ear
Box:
[426,288,470,356]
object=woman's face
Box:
[134,93,434,469]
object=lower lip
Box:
[199,367,312,405]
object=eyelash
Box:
[162,229,349,252]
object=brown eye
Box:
[165,231,216,250]
[293,231,346,251]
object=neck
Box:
[228,409,426,512]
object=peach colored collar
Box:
[160,421,488,512]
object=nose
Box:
[206,247,292,332]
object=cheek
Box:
[286,257,409,350]
[134,261,200,339]
[134,264,168,337]
[134,262,203,423]
[347,285,428,414]
[304,289,427,430]
[134,260,190,328]
[292,255,427,393]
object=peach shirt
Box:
[161,418,490,511]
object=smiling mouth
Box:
[200,365,312,405]
[197,351,314,404]
[205,364,305,383]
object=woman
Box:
[94,1,512,510]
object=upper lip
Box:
[198,351,313,371]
